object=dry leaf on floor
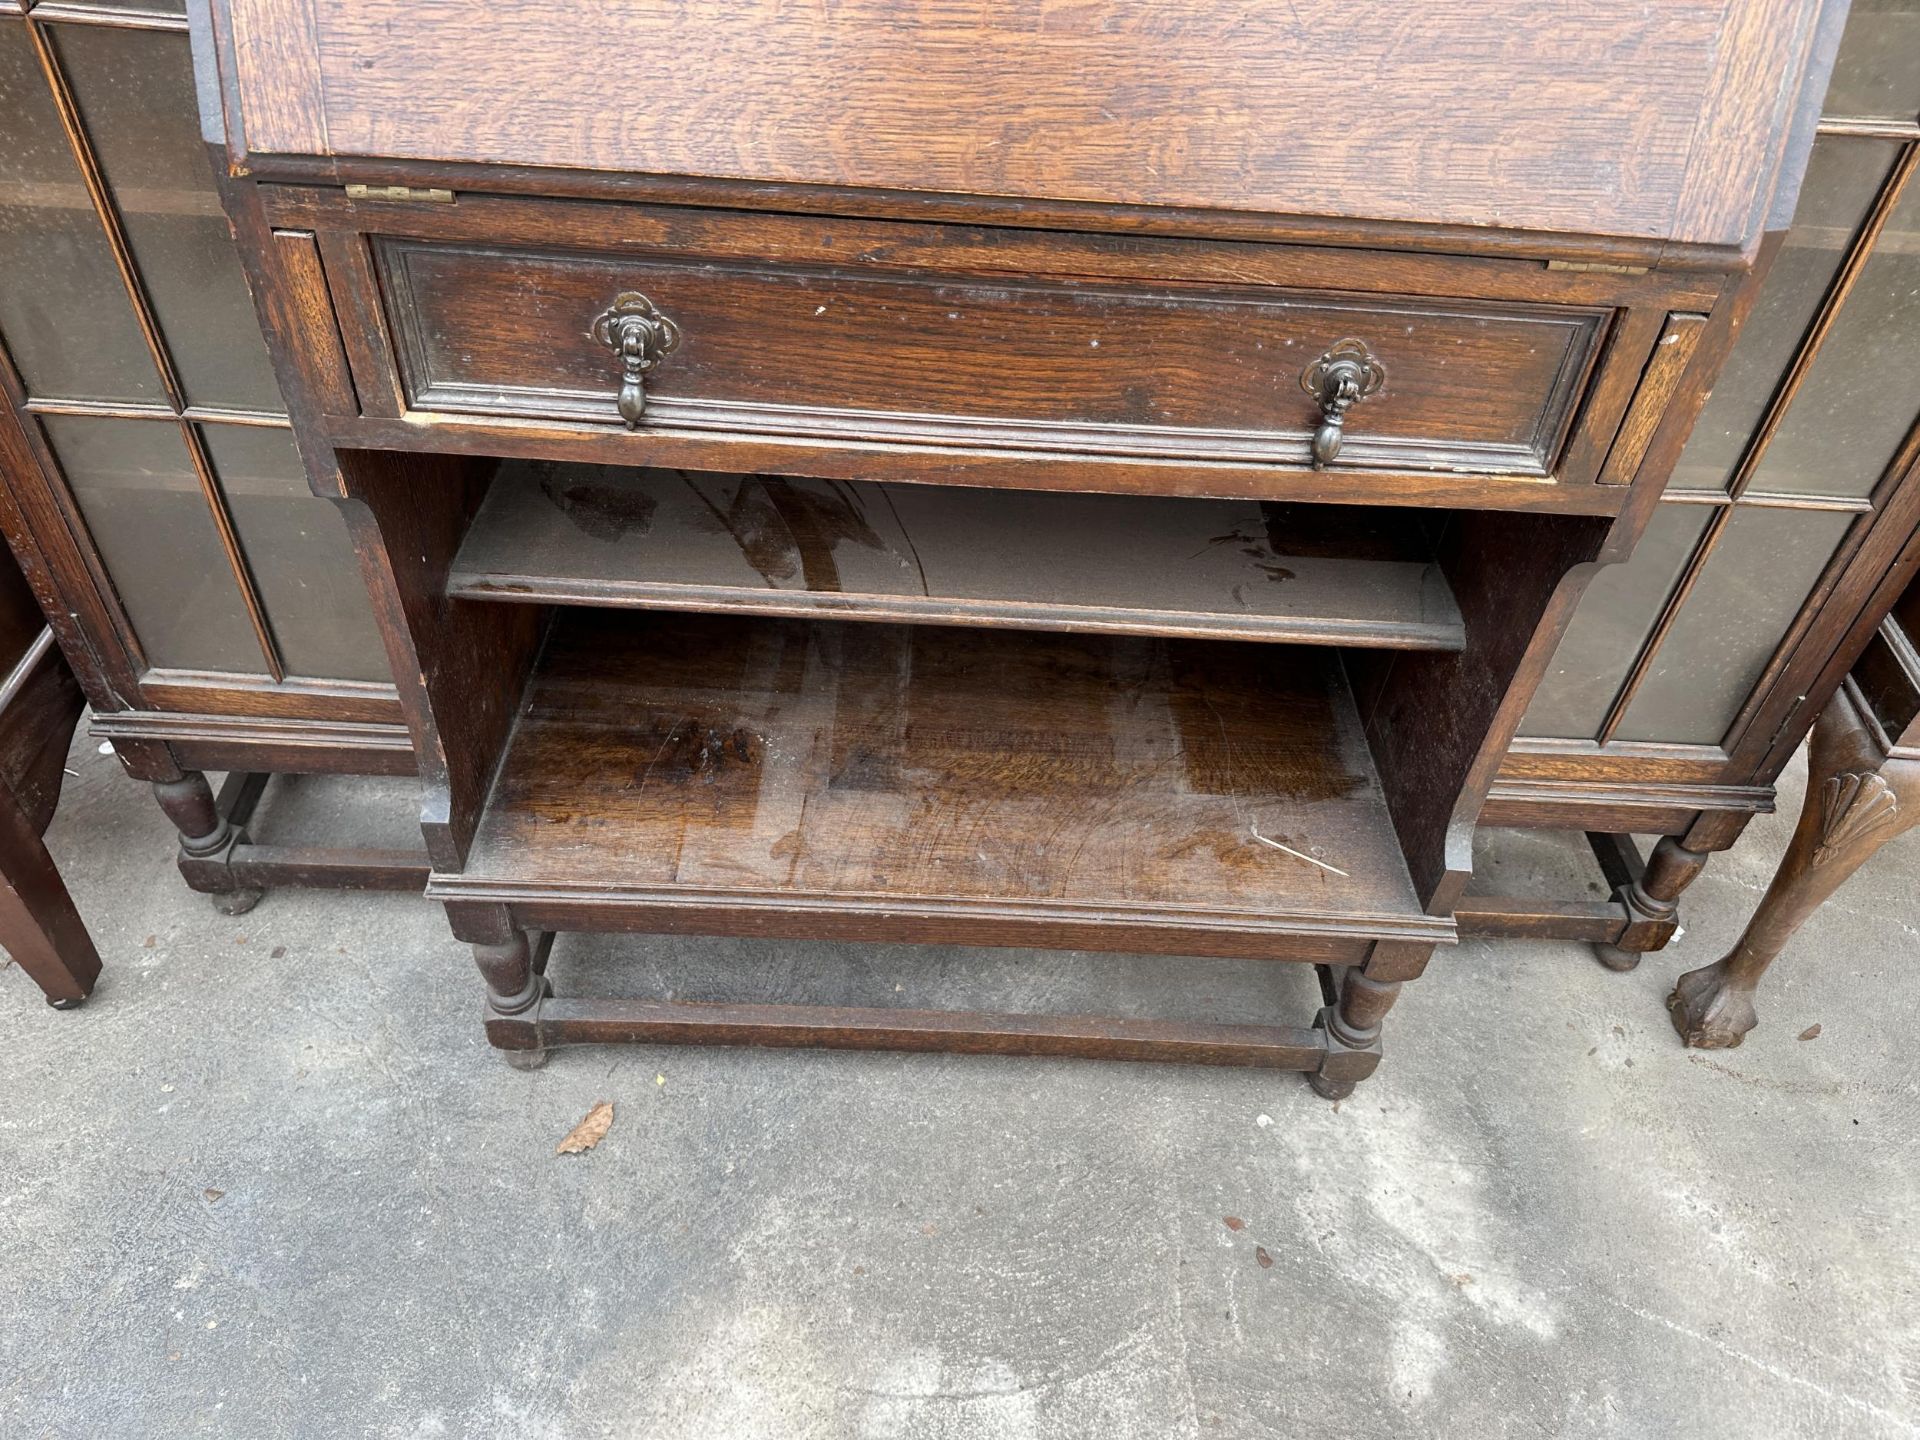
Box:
[1799,1024,1822,1041]
[1255,1246,1273,1269]
[555,1100,614,1155]
[1223,1216,1246,1231]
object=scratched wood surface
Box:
[379,239,1605,476]
[217,0,1822,247]
[452,610,1428,935]
[448,465,1465,650]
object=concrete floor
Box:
[2,728,1917,1439]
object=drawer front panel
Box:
[376,239,1608,480]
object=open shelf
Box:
[448,463,1464,650]
[431,609,1452,958]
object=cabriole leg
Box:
[1670,691,1920,1048]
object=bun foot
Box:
[1307,1070,1357,1101]
[1592,941,1643,972]
[46,994,85,1010]
[503,1046,550,1071]
[1667,959,1758,1049]
[212,886,264,917]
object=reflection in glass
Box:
[54,25,283,413]
[1519,503,1712,739]
[41,415,263,672]
[201,426,391,682]
[1822,0,1920,121]
[1614,506,1855,745]
[1667,138,1898,492]
[1744,175,1920,499]
[0,18,163,403]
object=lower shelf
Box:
[432,609,1450,959]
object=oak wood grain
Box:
[377,238,1607,479]
[216,0,1822,248]
[435,609,1450,956]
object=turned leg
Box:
[473,925,554,1070]
[151,770,262,916]
[1310,940,1429,1100]
[1590,835,1711,972]
[1670,689,1920,1048]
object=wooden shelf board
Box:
[432,610,1450,956]
[448,463,1464,651]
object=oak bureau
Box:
[187,0,1843,1094]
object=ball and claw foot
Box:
[1667,960,1758,1049]
[212,886,264,917]
[1591,941,1643,972]
[1307,1070,1357,1101]
[46,994,85,1011]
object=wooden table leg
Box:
[1669,688,1920,1048]
[0,781,99,1007]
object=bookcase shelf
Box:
[431,608,1450,958]
[448,463,1465,651]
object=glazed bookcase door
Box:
[0,3,390,718]
[1514,0,1920,801]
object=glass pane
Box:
[41,414,264,672]
[54,24,283,413]
[1519,503,1713,739]
[84,0,189,12]
[1614,506,1856,745]
[0,18,163,402]
[201,426,391,683]
[1823,0,1920,121]
[1745,173,1920,499]
[1667,138,1899,491]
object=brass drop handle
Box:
[1300,339,1386,469]
[590,291,681,428]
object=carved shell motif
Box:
[1812,772,1899,868]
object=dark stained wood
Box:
[177,842,429,893]
[489,996,1331,1072]
[0,551,98,1006]
[1597,315,1710,486]
[331,448,544,871]
[214,0,1828,250]
[322,413,1651,519]
[184,0,1843,1088]
[1454,895,1631,943]
[450,465,1465,651]
[1670,677,1920,1046]
[262,186,1728,311]
[90,709,416,776]
[376,234,1608,481]
[434,610,1450,958]
[1349,511,1613,914]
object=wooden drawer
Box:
[375,233,1609,484]
[266,192,1717,509]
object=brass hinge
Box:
[1545,259,1650,275]
[344,183,454,204]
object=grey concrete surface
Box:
[2,727,1917,1439]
